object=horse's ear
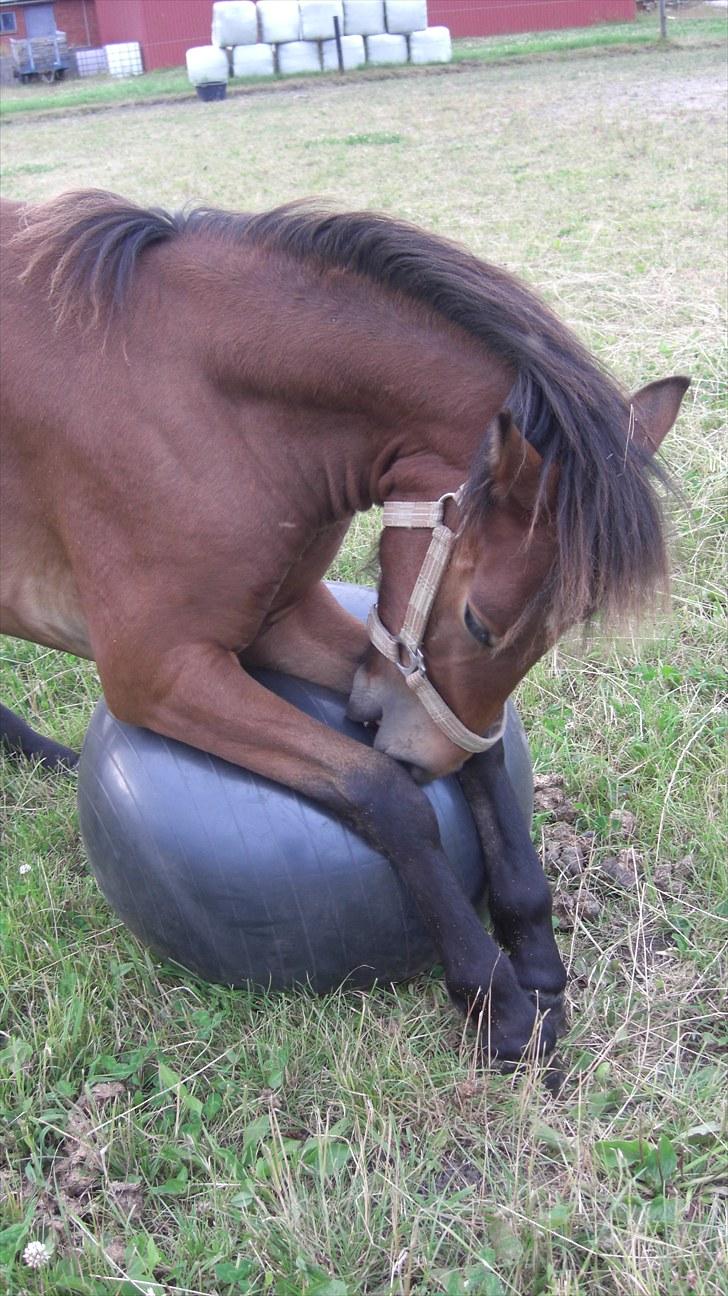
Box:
[488,411,558,516]
[630,376,690,455]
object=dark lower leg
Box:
[344,767,558,1062]
[458,742,566,1013]
[0,703,78,771]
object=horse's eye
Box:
[464,604,494,649]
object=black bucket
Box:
[196,81,227,102]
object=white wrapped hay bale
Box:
[211,1,257,47]
[322,32,366,69]
[409,26,451,64]
[232,43,275,77]
[365,32,408,65]
[278,40,322,75]
[257,1,301,44]
[343,1,385,36]
[186,45,229,85]
[300,1,344,40]
[385,0,427,34]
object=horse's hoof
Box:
[542,1060,565,1096]
[37,745,79,773]
[2,741,79,774]
[530,990,567,1038]
[478,1008,559,1069]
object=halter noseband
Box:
[367,485,506,755]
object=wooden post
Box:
[333,15,344,70]
[658,0,667,39]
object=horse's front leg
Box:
[241,581,369,695]
[458,741,567,1028]
[100,636,555,1064]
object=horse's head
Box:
[348,377,689,781]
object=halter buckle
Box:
[437,488,462,509]
[437,486,465,527]
[395,641,426,677]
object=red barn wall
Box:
[93,0,147,47]
[55,0,100,46]
[95,0,213,70]
[133,0,215,68]
[428,1,635,39]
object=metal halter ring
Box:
[395,641,426,677]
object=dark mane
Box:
[15,189,669,628]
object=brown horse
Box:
[0,190,688,1064]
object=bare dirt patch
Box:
[32,1082,144,1255]
[606,70,727,115]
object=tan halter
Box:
[367,486,507,755]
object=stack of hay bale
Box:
[186,1,452,92]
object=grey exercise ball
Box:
[77,583,533,992]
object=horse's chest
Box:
[0,559,92,658]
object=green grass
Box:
[1,40,727,1296]
[0,64,191,118]
[0,8,724,119]
[452,8,727,62]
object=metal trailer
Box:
[10,32,70,84]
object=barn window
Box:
[0,11,18,33]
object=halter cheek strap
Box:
[367,485,507,755]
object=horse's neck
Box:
[169,244,512,510]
